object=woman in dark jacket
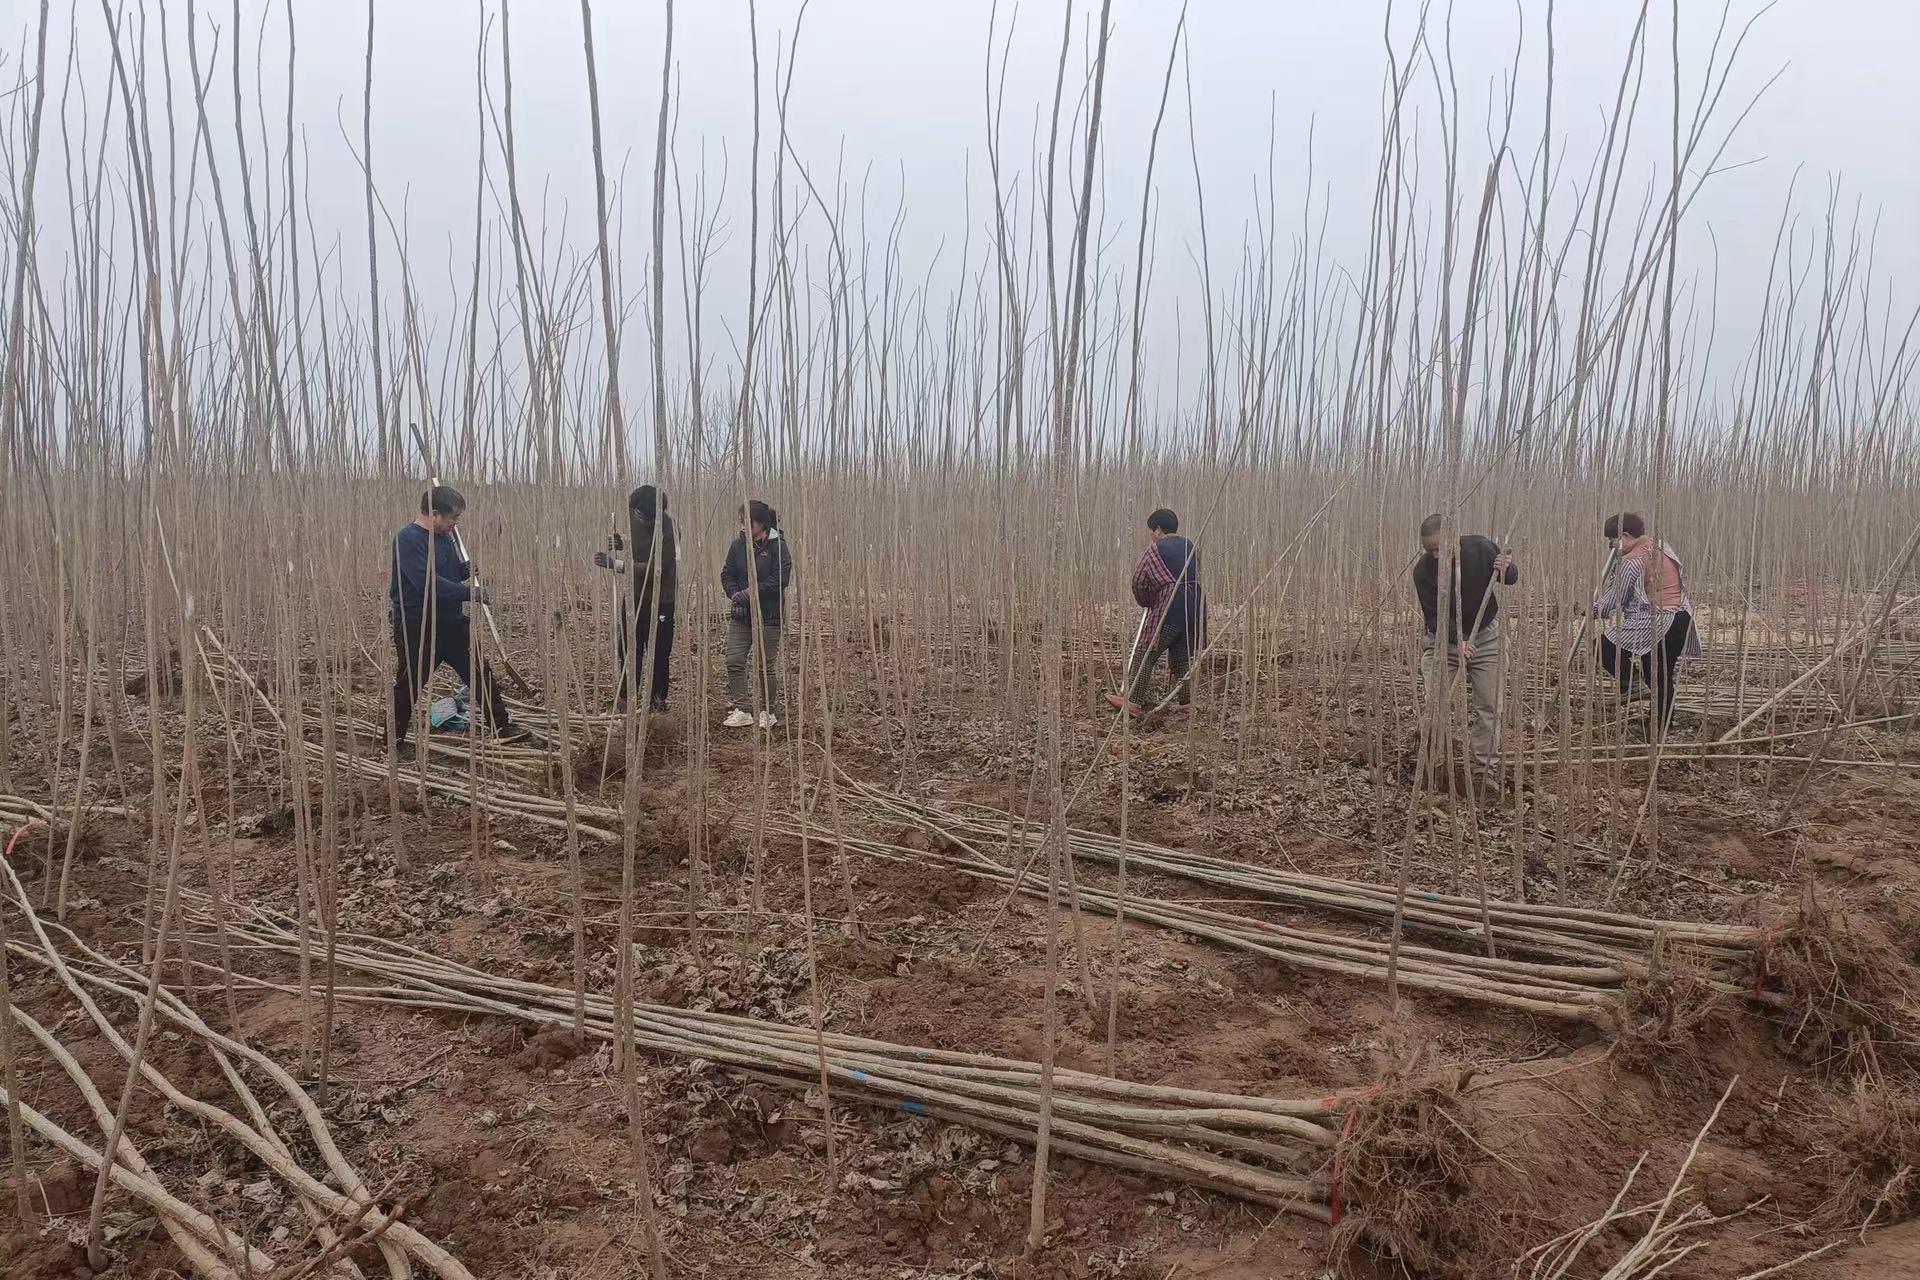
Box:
[720,499,792,728]
[594,484,678,711]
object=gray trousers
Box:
[1420,621,1503,767]
[726,618,782,712]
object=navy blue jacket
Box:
[1157,535,1203,635]
[389,522,473,621]
[1132,535,1204,639]
[721,530,794,625]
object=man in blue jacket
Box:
[1109,508,1205,716]
[389,485,525,755]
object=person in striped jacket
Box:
[1109,508,1204,716]
[1592,511,1701,734]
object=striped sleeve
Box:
[1593,556,1642,618]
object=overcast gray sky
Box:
[26,1,1920,424]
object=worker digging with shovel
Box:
[1109,508,1204,719]
[1408,512,1519,784]
[388,484,533,759]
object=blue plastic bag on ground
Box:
[430,685,471,734]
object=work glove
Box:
[592,551,612,570]
[470,586,495,608]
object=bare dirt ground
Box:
[6,636,1920,1279]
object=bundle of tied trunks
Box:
[794,779,1765,1024]
[174,893,1353,1221]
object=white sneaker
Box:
[757,711,778,730]
[723,708,755,729]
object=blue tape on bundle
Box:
[902,1101,927,1115]
[852,1070,870,1084]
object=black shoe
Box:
[392,740,416,763]
[497,724,533,746]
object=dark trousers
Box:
[616,605,677,710]
[1129,625,1194,707]
[391,610,511,745]
[1601,610,1692,731]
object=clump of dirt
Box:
[893,824,935,852]
[572,728,624,791]
[236,805,296,836]
[817,931,906,979]
[853,958,1037,1058]
[647,709,688,745]
[575,717,689,790]
[1331,1067,1523,1278]
[513,1025,588,1070]
[475,1020,525,1056]
[844,851,987,918]
[1814,1078,1920,1228]
[10,1161,88,1215]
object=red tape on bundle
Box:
[1324,1078,1388,1227]
[3,817,45,864]
[1329,1108,1360,1226]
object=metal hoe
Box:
[1564,544,1620,669]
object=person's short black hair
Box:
[1603,511,1646,539]
[1419,512,1445,539]
[421,485,465,517]
[745,499,778,530]
[628,484,664,521]
[1146,508,1178,534]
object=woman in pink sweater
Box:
[1592,511,1700,734]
